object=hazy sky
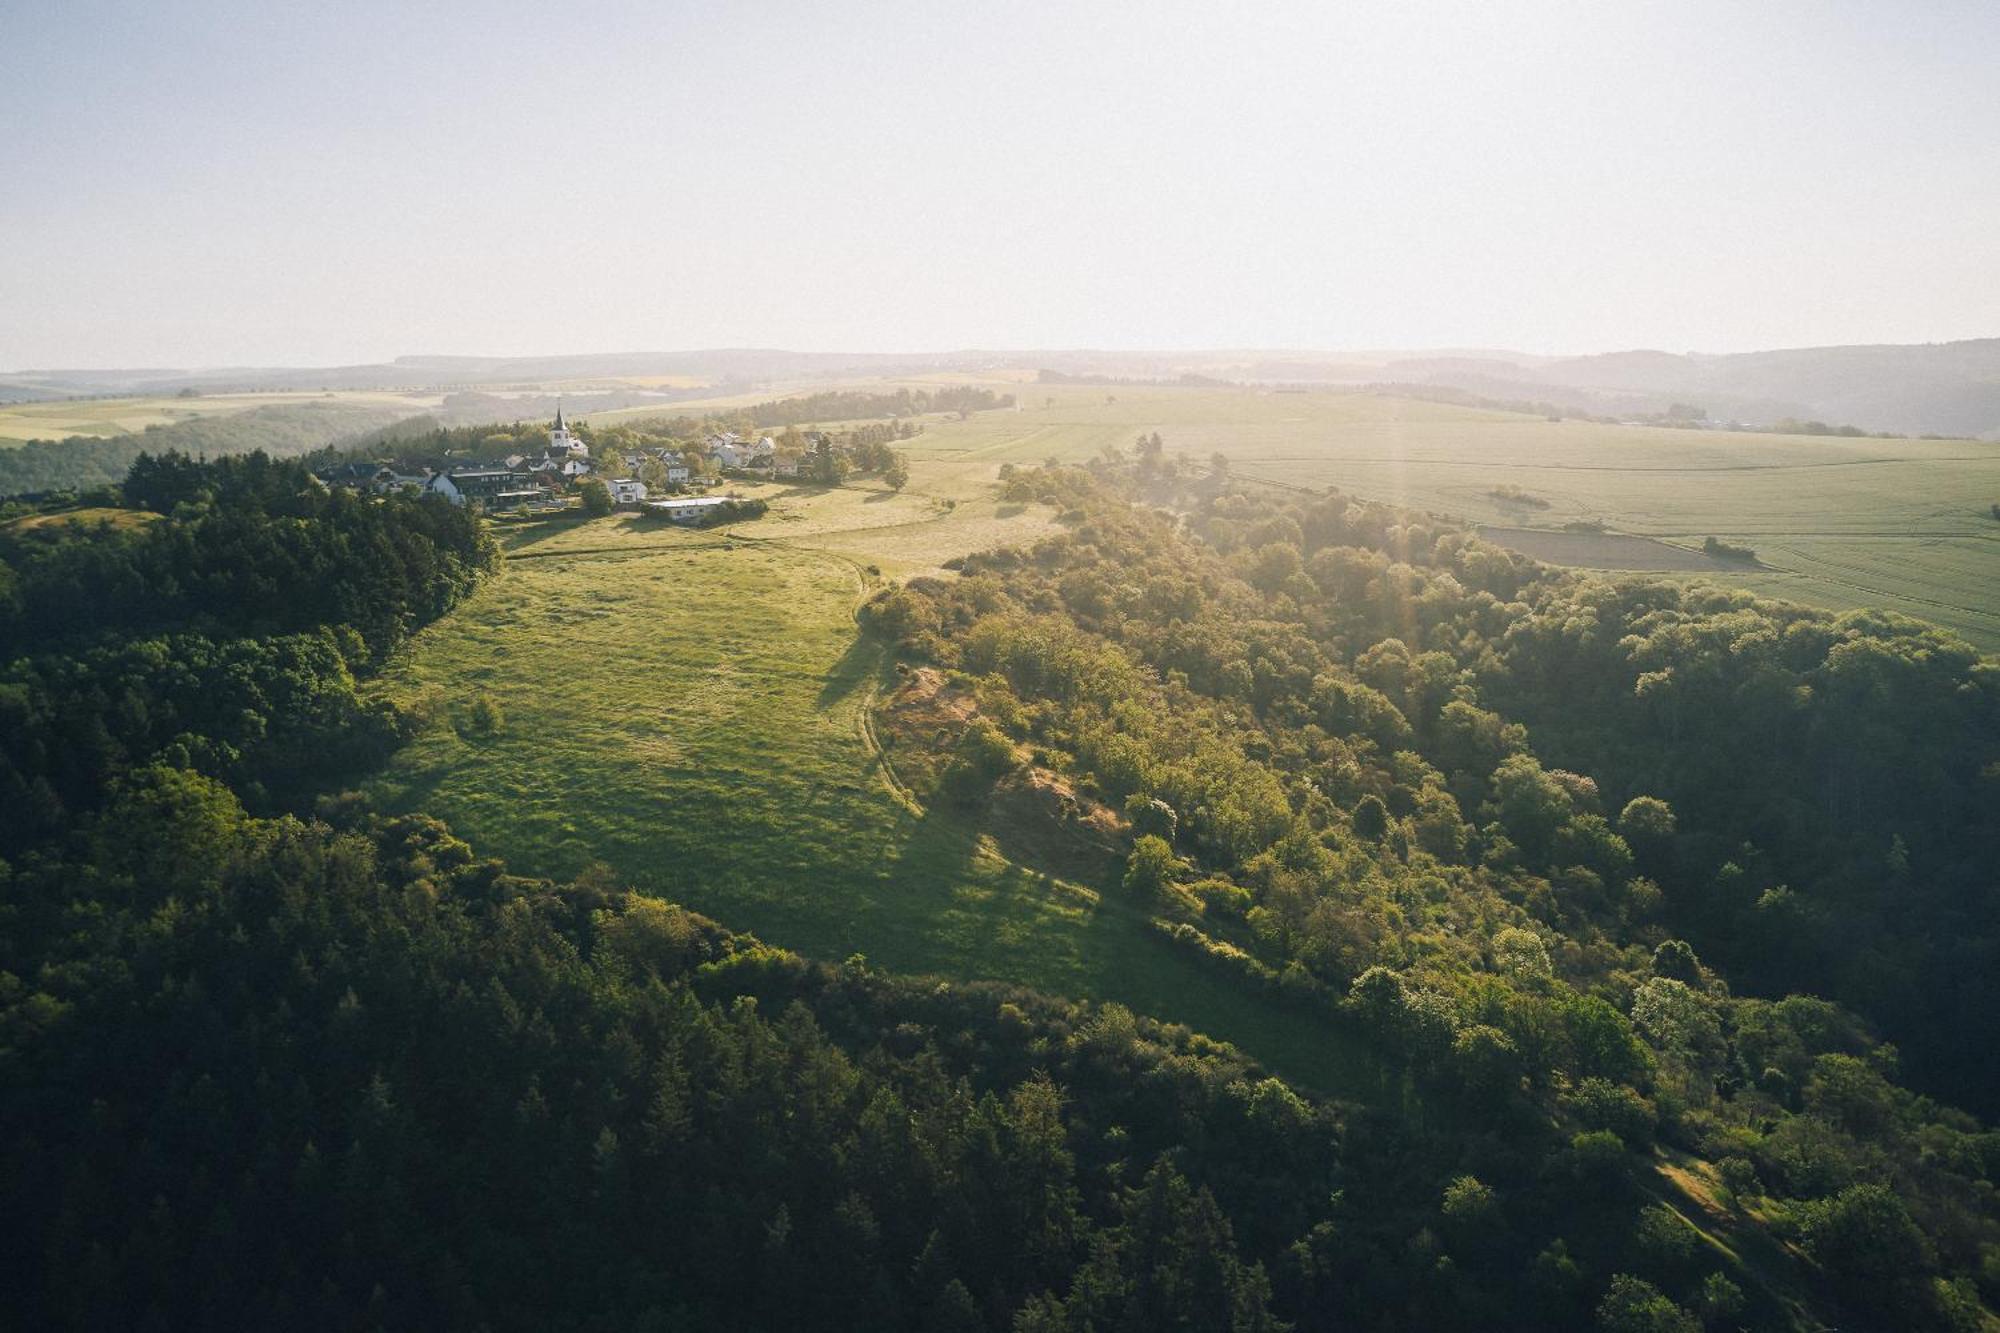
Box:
[3,0,1997,368]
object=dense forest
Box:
[3,445,1996,1329]
[860,446,2000,1328]
[0,451,496,852]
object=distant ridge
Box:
[5,338,1997,437]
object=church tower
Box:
[548,399,585,456]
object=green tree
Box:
[1595,1274,1699,1333]
[579,478,613,516]
[1797,1183,1933,1305]
[1124,834,1178,900]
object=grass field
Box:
[371,499,1371,1092]
[0,389,443,443]
[1,505,162,534]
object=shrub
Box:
[1124,794,1177,842]
[1595,1274,1698,1333]
[1123,834,1178,900]
[1190,877,1252,921]
[1563,1078,1657,1147]
[464,691,505,737]
[939,720,1016,806]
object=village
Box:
[311,406,894,524]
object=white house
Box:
[664,460,691,484]
[607,478,648,505]
[644,496,728,525]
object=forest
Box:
[2,446,1996,1330]
[860,445,2000,1328]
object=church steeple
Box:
[553,399,567,432]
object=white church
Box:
[547,403,589,458]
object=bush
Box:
[1124,794,1177,842]
[579,479,614,516]
[1595,1274,1699,1333]
[939,720,1016,805]
[464,691,505,737]
[1795,1183,1933,1305]
[1190,877,1252,921]
[1123,834,1178,900]
[1563,1078,1657,1147]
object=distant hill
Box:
[1388,339,2000,437]
[7,337,1998,437]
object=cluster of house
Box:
[314,411,803,514]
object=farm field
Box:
[856,381,1999,648]
[0,389,442,443]
[371,496,1371,1092]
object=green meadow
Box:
[371,504,1369,1091]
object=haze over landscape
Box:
[5,4,1999,1332]
[6,0,2000,366]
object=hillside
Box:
[10,335,1999,438]
[3,428,1997,1329]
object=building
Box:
[606,478,648,505]
[426,468,535,508]
[547,404,590,458]
[643,496,728,525]
[316,462,389,489]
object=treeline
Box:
[1036,370,1233,388]
[744,385,1013,425]
[861,453,2000,1328]
[0,401,408,499]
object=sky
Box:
[2,0,1997,369]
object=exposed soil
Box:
[875,665,1127,882]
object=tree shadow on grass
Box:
[815,631,888,710]
[495,513,592,551]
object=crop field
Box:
[0,389,442,443]
[371,494,1369,1090]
